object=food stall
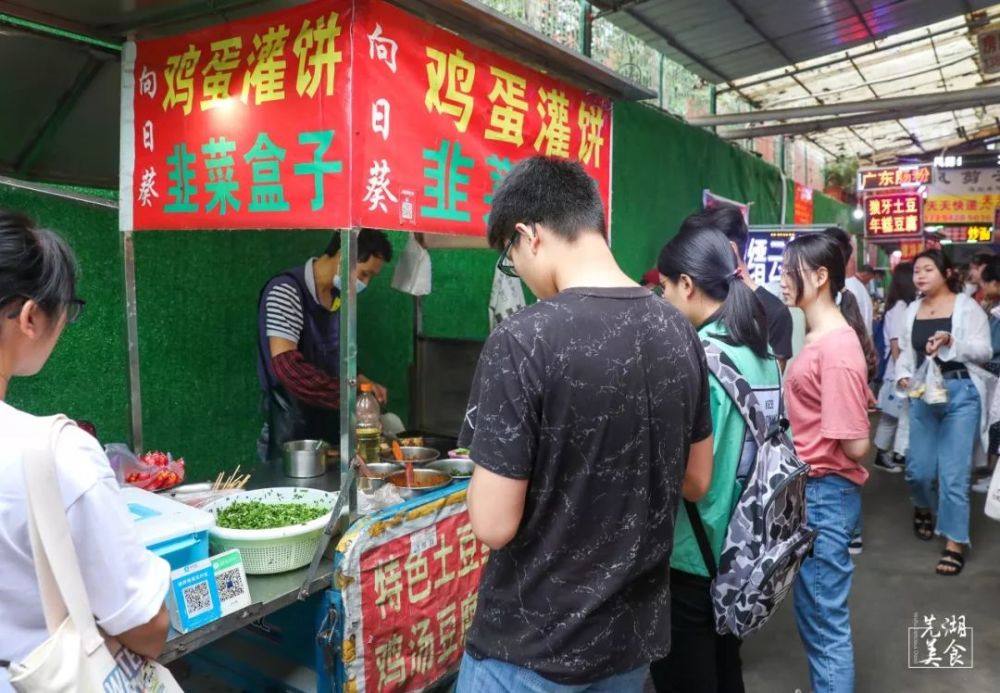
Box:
[857,164,933,263]
[104,0,634,689]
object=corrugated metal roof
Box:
[592,0,996,83]
[727,9,1000,162]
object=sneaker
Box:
[972,476,992,494]
[874,452,903,474]
[849,537,863,555]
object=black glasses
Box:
[496,223,536,278]
[2,296,86,325]
[497,235,519,278]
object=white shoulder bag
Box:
[8,417,181,693]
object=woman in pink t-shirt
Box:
[780,233,876,693]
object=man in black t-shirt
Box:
[680,205,794,370]
[456,157,714,691]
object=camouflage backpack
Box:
[686,339,816,639]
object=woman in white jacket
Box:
[895,250,993,576]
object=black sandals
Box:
[913,509,934,541]
[936,550,965,576]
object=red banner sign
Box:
[121,0,612,235]
[793,183,813,225]
[865,192,923,240]
[899,241,924,262]
[352,1,611,236]
[123,0,355,230]
[978,26,1000,74]
[360,511,487,692]
[857,165,933,192]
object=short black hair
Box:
[971,252,994,267]
[486,156,605,250]
[679,205,749,255]
[324,229,392,263]
[859,264,875,275]
[824,227,852,262]
[982,256,1000,283]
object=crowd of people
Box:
[1,156,997,693]
[457,157,997,693]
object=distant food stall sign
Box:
[864,192,923,241]
[857,165,932,192]
[978,26,1000,74]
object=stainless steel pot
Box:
[282,440,329,478]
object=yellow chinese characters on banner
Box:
[924,195,996,224]
[865,192,922,238]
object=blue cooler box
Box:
[120,486,215,570]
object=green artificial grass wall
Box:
[609,102,786,281]
[0,187,131,444]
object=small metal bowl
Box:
[380,446,439,465]
[427,459,474,480]
[387,469,452,499]
[358,462,403,493]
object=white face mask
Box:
[333,274,367,295]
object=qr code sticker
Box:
[182,580,213,618]
[215,566,247,602]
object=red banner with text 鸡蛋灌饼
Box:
[128,0,355,230]
[124,0,613,235]
[359,511,487,692]
[350,0,611,236]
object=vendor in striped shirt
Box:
[256,230,392,461]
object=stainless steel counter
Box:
[160,465,349,665]
[245,460,344,493]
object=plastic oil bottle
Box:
[356,383,382,465]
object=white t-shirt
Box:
[0,402,169,690]
[882,301,908,383]
[845,276,874,335]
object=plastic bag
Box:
[923,359,949,405]
[986,463,1000,521]
[105,444,185,492]
[877,381,903,419]
[358,484,406,515]
[906,361,929,400]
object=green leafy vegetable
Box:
[216,500,329,530]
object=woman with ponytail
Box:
[649,222,779,693]
[894,249,992,577]
[780,233,874,693]
[0,210,169,687]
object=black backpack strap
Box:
[684,501,718,579]
[701,339,771,446]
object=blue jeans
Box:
[907,378,980,545]
[456,652,648,693]
[794,475,861,693]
